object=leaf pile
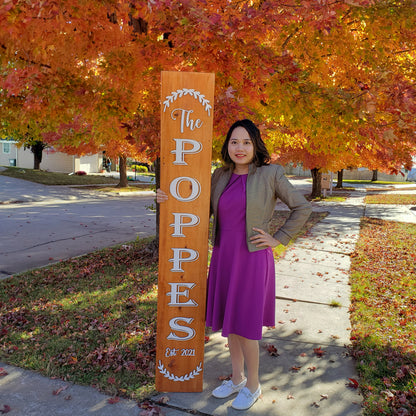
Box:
[349,218,416,415]
[0,239,159,400]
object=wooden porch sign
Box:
[156,71,215,392]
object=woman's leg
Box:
[227,334,245,385]
[228,334,259,393]
[239,336,259,393]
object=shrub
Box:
[131,164,147,173]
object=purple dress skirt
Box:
[205,173,276,340]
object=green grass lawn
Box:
[365,193,416,205]
[349,218,416,415]
[0,239,159,400]
[0,166,119,185]
[0,166,155,191]
[342,180,410,185]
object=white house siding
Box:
[0,140,18,166]
[38,149,74,172]
[0,140,100,173]
[78,154,100,173]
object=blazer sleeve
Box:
[272,167,312,246]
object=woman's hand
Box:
[250,227,281,248]
[156,189,168,203]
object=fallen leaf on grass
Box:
[218,374,232,381]
[291,366,302,372]
[320,394,328,400]
[271,386,279,391]
[0,368,8,377]
[287,394,295,399]
[311,402,320,408]
[308,366,317,372]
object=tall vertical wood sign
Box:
[156,71,215,392]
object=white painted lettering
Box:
[171,139,202,166]
[171,108,203,133]
[169,248,199,272]
[170,212,200,237]
[167,283,198,307]
[167,317,196,341]
[170,177,201,202]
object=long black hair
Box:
[221,119,271,169]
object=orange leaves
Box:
[1,0,415,172]
[264,343,280,357]
[313,347,326,358]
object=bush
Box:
[131,164,147,173]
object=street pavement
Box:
[0,174,415,415]
[0,175,156,279]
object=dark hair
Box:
[221,119,270,168]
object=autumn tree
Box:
[261,0,416,195]
[0,1,295,185]
[1,1,415,195]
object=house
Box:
[0,139,104,173]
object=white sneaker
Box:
[212,378,247,399]
[231,385,261,410]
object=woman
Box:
[157,119,312,410]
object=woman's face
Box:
[227,126,254,171]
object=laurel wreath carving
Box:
[163,88,212,116]
[158,360,203,382]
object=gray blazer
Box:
[210,163,312,252]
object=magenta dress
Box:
[206,173,276,340]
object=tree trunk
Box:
[31,141,44,170]
[336,169,344,188]
[310,167,322,198]
[371,169,378,182]
[118,155,128,187]
[33,153,42,170]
